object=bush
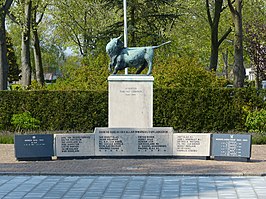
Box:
[46,54,109,91]
[0,135,14,144]
[153,56,228,88]
[252,134,266,144]
[245,109,266,133]
[11,112,41,131]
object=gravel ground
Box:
[0,144,266,176]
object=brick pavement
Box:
[0,144,266,176]
[1,144,266,199]
[0,175,266,199]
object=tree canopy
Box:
[0,0,265,90]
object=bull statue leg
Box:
[145,49,154,75]
[136,62,147,74]
[108,64,113,72]
[112,67,119,74]
[147,60,153,75]
[112,56,126,74]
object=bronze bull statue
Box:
[106,36,171,75]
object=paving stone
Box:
[0,175,265,199]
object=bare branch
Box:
[7,11,20,25]
[218,27,232,46]
[227,0,236,16]
[36,4,48,25]
[206,0,213,26]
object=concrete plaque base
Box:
[94,127,173,156]
[173,133,211,156]
[108,75,154,128]
[54,134,95,157]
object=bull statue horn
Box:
[117,35,123,39]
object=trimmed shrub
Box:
[0,88,265,132]
[0,91,108,131]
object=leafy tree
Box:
[245,22,266,88]
[104,0,180,46]
[8,0,50,87]
[165,1,223,68]
[244,0,266,88]
[46,53,109,91]
[0,0,13,90]
[51,0,116,57]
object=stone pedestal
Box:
[54,134,95,158]
[94,127,173,156]
[108,75,154,128]
[173,133,211,156]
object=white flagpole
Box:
[123,0,128,75]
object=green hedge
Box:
[0,89,265,132]
[0,91,108,131]
[154,88,266,132]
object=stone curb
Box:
[0,172,265,176]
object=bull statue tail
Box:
[152,41,171,49]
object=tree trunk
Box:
[20,0,32,88]
[32,6,44,86]
[228,0,245,87]
[0,0,13,90]
[207,0,222,71]
[32,28,44,85]
[82,32,89,57]
[210,26,219,71]
[0,14,8,90]
[222,49,229,79]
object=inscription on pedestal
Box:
[212,134,252,158]
[55,134,94,157]
[120,87,143,96]
[173,133,211,156]
[138,135,168,152]
[99,135,124,152]
[94,127,173,156]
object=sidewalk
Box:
[1,144,266,199]
[0,144,266,176]
[1,175,266,199]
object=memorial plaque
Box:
[14,134,54,161]
[211,134,252,158]
[54,134,95,157]
[94,127,173,156]
[173,133,211,156]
